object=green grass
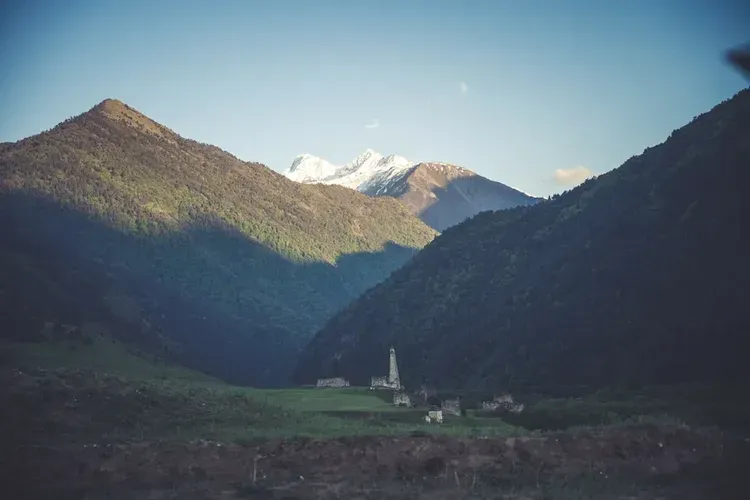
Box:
[3,338,525,445]
[9,336,219,384]
[4,339,744,500]
[9,336,733,449]
[252,387,398,412]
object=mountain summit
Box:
[285,149,413,192]
[0,99,436,386]
[284,150,539,231]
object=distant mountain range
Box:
[284,150,540,231]
[295,90,750,392]
[0,99,436,386]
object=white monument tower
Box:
[388,346,401,390]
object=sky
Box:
[1,0,748,197]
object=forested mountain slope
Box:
[0,99,436,386]
[295,90,750,392]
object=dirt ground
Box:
[4,425,748,499]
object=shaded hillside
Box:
[365,162,540,231]
[296,90,750,392]
[0,99,436,386]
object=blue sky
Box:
[1,0,748,196]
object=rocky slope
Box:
[370,161,540,231]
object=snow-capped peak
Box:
[347,149,382,169]
[284,154,339,183]
[282,149,415,192]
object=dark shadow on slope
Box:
[296,89,750,391]
[416,175,540,231]
[0,190,420,386]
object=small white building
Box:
[393,391,413,407]
[425,410,443,424]
[316,377,350,388]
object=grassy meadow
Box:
[5,334,748,452]
[4,336,748,499]
[1,336,523,447]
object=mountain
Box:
[369,161,541,232]
[286,149,414,192]
[284,150,540,231]
[295,89,750,392]
[0,99,436,386]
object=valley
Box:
[2,19,749,496]
[3,91,750,498]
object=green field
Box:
[6,336,219,384]
[253,387,398,412]
[2,337,524,446]
[6,335,746,453]
[5,337,747,500]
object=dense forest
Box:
[0,99,436,385]
[295,89,750,392]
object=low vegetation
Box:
[3,337,523,447]
[5,338,748,498]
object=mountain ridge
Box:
[284,150,540,231]
[295,89,750,391]
[0,99,436,386]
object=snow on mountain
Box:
[285,154,340,183]
[282,149,416,192]
[283,149,541,231]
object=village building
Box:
[393,391,413,407]
[425,410,443,424]
[480,393,524,413]
[441,398,461,416]
[315,377,350,388]
[369,346,402,390]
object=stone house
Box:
[481,393,524,413]
[425,410,443,423]
[316,377,350,388]
[441,398,461,416]
[393,391,413,407]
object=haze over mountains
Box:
[295,89,750,392]
[0,99,436,386]
[284,150,539,231]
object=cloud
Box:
[553,165,593,186]
[364,118,380,129]
[459,81,468,94]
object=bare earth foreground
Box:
[6,427,749,499]
[2,340,749,499]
